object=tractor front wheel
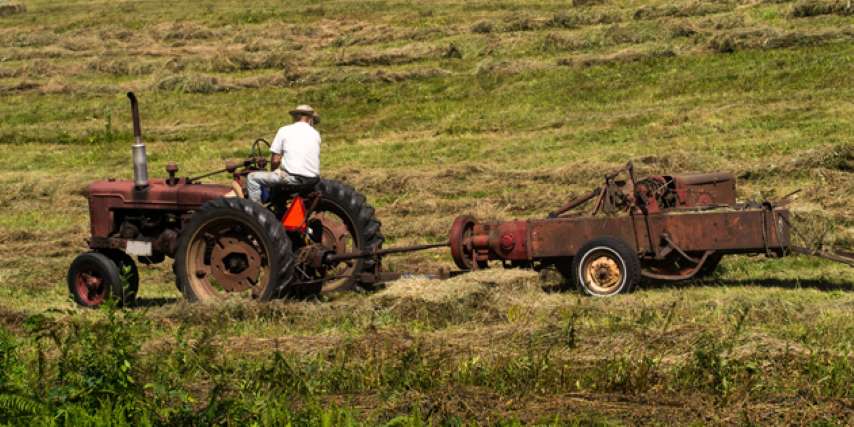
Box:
[68,252,132,308]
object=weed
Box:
[156,74,227,93]
[675,306,754,400]
[0,3,25,17]
[790,0,854,17]
[471,21,494,34]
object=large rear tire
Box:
[307,179,384,292]
[174,198,294,303]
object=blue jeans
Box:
[247,170,301,203]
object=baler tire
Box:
[175,198,294,302]
[315,179,384,291]
[554,258,574,290]
[695,252,723,279]
[572,237,640,297]
[67,252,124,308]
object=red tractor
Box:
[67,93,383,307]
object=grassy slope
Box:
[0,0,852,424]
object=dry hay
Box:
[375,269,540,304]
[155,22,215,42]
[0,3,25,17]
[335,46,440,67]
[707,27,854,53]
[790,143,854,172]
[558,47,676,67]
[540,32,598,52]
[87,57,154,76]
[155,73,228,94]
[0,80,40,93]
[634,2,733,20]
[370,270,543,327]
[471,20,494,34]
[549,10,622,29]
[0,60,55,79]
[790,0,854,17]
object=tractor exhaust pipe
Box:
[127,92,149,189]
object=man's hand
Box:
[270,153,282,171]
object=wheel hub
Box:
[585,256,621,292]
[76,271,105,303]
[293,211,359,293]
[210,237,262,292]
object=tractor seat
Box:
[285,176,320,196]
[261,176,321,203]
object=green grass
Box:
[0,0,852,424]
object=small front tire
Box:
[67,252,125,308]
[100,250,139,305]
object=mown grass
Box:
[0,0,852,424]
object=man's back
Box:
[271,121,321,178]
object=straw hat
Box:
[289,104,319,120]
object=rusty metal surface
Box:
[529,216,642,258]
[210,236,262,292]
[488,207,790,261]
[641,251,714,281]
[449,215,477,270]
[790,246,854,267]
[325,242,447,263]
[88,179,230,237]
[670,172,736,207]
[645,209,789,253]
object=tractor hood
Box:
[87,179,230,237]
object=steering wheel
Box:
[250,138,270,159]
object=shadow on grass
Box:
[642,277,854,293]
[133,296,180,308]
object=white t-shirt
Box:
[270,121,321,177]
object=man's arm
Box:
[270,153,282,171]
[269,127,286,171]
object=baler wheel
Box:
[695,252,723,278]
[641,251,724,282]
[67,252,129,308]
[174,198,294,302]
[572,237,640,297]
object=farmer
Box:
[247,105,321,203]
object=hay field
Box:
[0,0,852,424]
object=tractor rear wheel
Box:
[174,198,294,302]
[294,179,384,294]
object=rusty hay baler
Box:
[446,163,853,296]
